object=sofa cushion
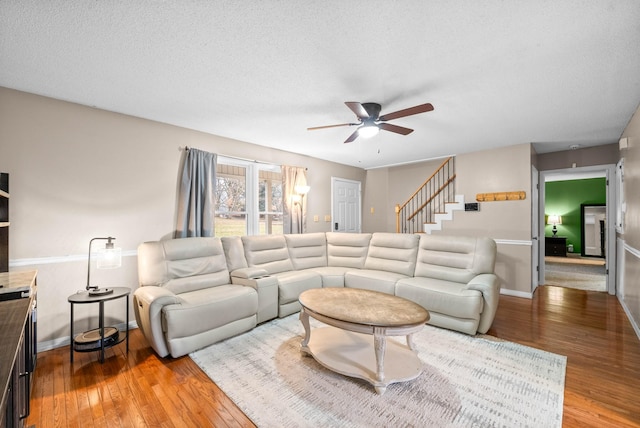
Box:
[395,277,484,319]
[415,234,496,284]
[364,233,419,276]
[285,232,328,270]
[138,237,232,295]
[162,284,258,339]
[308,266,353,287]
[242,235,294,274]
[344,269,409,295]
[221,236,249,272]
[325,232,371,268]
[273,270,323,305]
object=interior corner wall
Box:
[0,87,365,348]
[376,144,533,295]
[619,102,640,335]
[544,178,606,254]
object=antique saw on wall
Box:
[308,101,434,144]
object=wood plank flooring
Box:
[26,286,640,428]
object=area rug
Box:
[190,315,566,427]
[545,261,606,291]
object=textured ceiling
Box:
[2,1,640,169]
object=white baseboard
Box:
[500,288,533,299]
[37,321,138,353]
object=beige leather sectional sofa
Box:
[134,232,499,358]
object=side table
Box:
[68,287,130,363]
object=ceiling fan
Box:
[308,101,434,144]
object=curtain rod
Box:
[183,146,307,170]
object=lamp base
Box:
[88,287,114,296]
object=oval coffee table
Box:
[299,287,430,394]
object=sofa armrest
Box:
[466,273,500,334]
[231,267,269,279]
[133,286,182,358]
[231,275,278,323]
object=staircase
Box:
[395,156,463,234]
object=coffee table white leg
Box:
[406,333,417,351]
[299,309,311,355]
[373,327,387,394]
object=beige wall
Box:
[363,144,534,295]
[620,103,640,331]
[537,143,619,171]
[0,87,365,346]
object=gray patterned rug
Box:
[190,314,566,427]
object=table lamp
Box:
[86,236,121,296]
[547,215,562,237]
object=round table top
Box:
[68,287,131,303]
[299,287,429,327]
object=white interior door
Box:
[331,177,361,233]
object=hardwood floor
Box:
[26,286,640,428]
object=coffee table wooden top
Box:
[299,288,429,327]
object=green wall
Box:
[545,178,606,254]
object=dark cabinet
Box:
[0,271,37,428]
[545,237,567,257]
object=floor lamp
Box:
[294,185,310,234]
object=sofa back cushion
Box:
[326,232,371,269]
[364,233,419,276]
[414,234,497,283]
[241,235,294,274]
[285,233,328,270]
[137,237,231,295]
[221,236,249,272]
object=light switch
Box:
[370,207,375,214]
[313,215,319,222]
[324,215,331,222]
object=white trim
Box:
[500,288,532,299]
[9,250,137,267]
[37,321,138,352]
[617,295,640,341]
[624,241,640,259]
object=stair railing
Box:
[395,156,456,233]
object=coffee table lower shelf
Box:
[301,326,423,394]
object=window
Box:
[215,156,282,236]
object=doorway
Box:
[538,165,616,294]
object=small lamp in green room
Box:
[86,236,122,296]
[547,215,562,237]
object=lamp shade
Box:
[96,245,122,269]
[547,215,562,225]
[295,185,310,195]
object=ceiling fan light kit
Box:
[308,101,434,144]
[358,124,379,138]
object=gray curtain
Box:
[282,165,307,234]
[175,148,217,238]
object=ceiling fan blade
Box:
[344,129,360,144]
[379,122,414,135]
[345,102,370,119]
[379,103,434,122]
[307,123,357,131]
